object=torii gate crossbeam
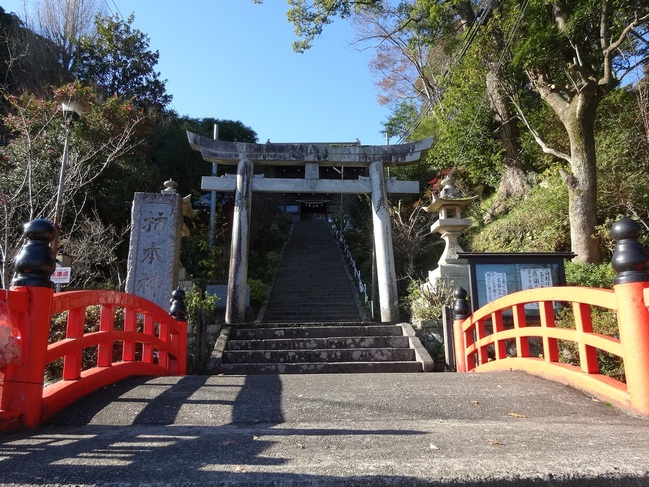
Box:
[187,132,433,324]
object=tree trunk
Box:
[527,67,603,264]
[484,70,534,221]
[562,94,601,263]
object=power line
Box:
[109,0,124,20]
[454,0,529,164]
[102,0,124,21]
[396,0,495,144]
[443,0,497,82]
[397,0,529,154]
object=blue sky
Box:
[3,1,391,146]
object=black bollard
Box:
[11,218,56,288]
[452,287,471,321]
[611,217,649,285]
[169,287,187,321]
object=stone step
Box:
[264,302,358,309]
[219,361,424,374]
[264,300,358,306]
[270,282,352,287]
[259,316,363,323]
[262,310,360,316]
[223,347,416,364]
[258,317,361,324]
[266,288,355,295]
[226,335,410,351]
[230,325,403,340]
[258,321,377,328]
[229,220,425,374]
[263,311,360,318]
[218,323,429,374]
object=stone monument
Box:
[125,180,183,310]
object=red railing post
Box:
[452,287,470,373]
[4,287,53,427]
[3,219,56,427]
[611,217,649,416]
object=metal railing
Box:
[328,216,373,318]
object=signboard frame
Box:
[457,252,575,315]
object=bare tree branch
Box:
[509,95,571,163]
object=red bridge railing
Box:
[453,218,649,416]
[0,219,187,430]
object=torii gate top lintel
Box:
[187,131,433,167]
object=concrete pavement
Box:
[1,372,649,486]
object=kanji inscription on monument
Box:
[125,193,182,309]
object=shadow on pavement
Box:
[0,375,426,485]
[2,374,647,486]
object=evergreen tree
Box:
[74,13,171,111]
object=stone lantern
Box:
[424,175,477,286]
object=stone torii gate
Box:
[187,132,432,324]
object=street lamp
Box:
[51,97,89,265]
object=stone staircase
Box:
[216,219,433,374]
[219,323,430,374]
[261,219,362,323]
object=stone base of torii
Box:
[187,133,432,324]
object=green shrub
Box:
[405,278,455,323]
[468,174,570,252]
[47,306,106,384]
[248,279,268,310]
[185,285,219,328]
[180,234,229,289]
[555,306,623,382]
[556,261,622,380]
[565,261,615,289]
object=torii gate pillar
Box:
[226,158,253,324]
[187,132,432,324]
[370,160,399,322]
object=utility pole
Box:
[208,124,218,247]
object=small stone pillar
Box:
[424,176,476,291]
[125,181,183,310]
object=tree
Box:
[390,198,439,280]
[287,1,535,216]
[19,0,105,72]
[507,0,649,263]
[594,87,649,236]
[151,116,258,196]
[353,5,446,108]
[74,13,171,111]
[0,82,151,288]
[0,5,68,99]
